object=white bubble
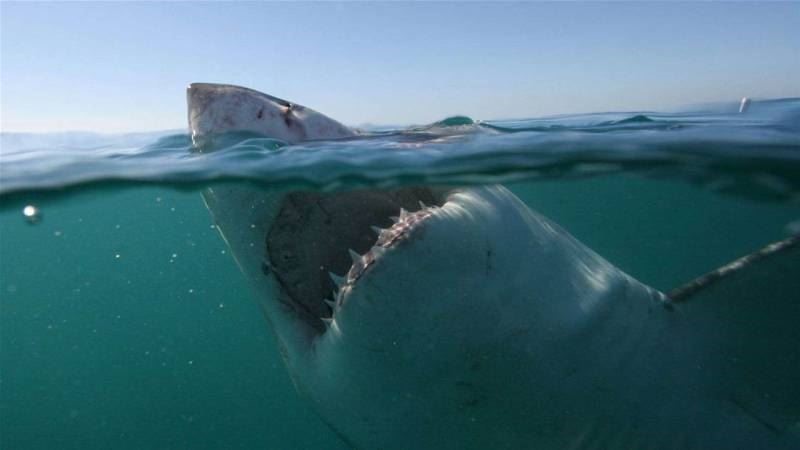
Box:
[22,205,41,223]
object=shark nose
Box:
[186,83,226,131]
[186,83,213,109]
[186,83,202,97]
[187,82,215,92]
[187,83,229,109]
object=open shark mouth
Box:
[264,187,446,334]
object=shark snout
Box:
[187,83,279,139]
[187,82,356,147]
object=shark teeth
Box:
[352,208,436,282]
[329,272,345,288]
[321,205,438,333]
[374,207,435,249]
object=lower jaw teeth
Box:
[319,206,437,331]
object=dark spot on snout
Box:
[283,104,296,127]
[257,108,264,119]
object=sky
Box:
[1,2,799,132]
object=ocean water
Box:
[1,98,799,449]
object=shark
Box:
[186,83,800,450]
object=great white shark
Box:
[187,83,800,450]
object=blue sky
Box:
[2,2,798,132]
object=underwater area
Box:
[1,98,799,449]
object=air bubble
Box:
[23,205,41,224]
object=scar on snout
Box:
[257,108,264,119]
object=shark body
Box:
[187,83,800,450]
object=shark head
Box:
[185,81,615,344]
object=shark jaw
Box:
[264,187,446,337]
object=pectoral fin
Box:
[668,234,800,437]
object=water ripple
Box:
[2,98,799,201]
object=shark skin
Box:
[187,83,800,450]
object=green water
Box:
[1,174,796,449]
[0,186,344,449]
